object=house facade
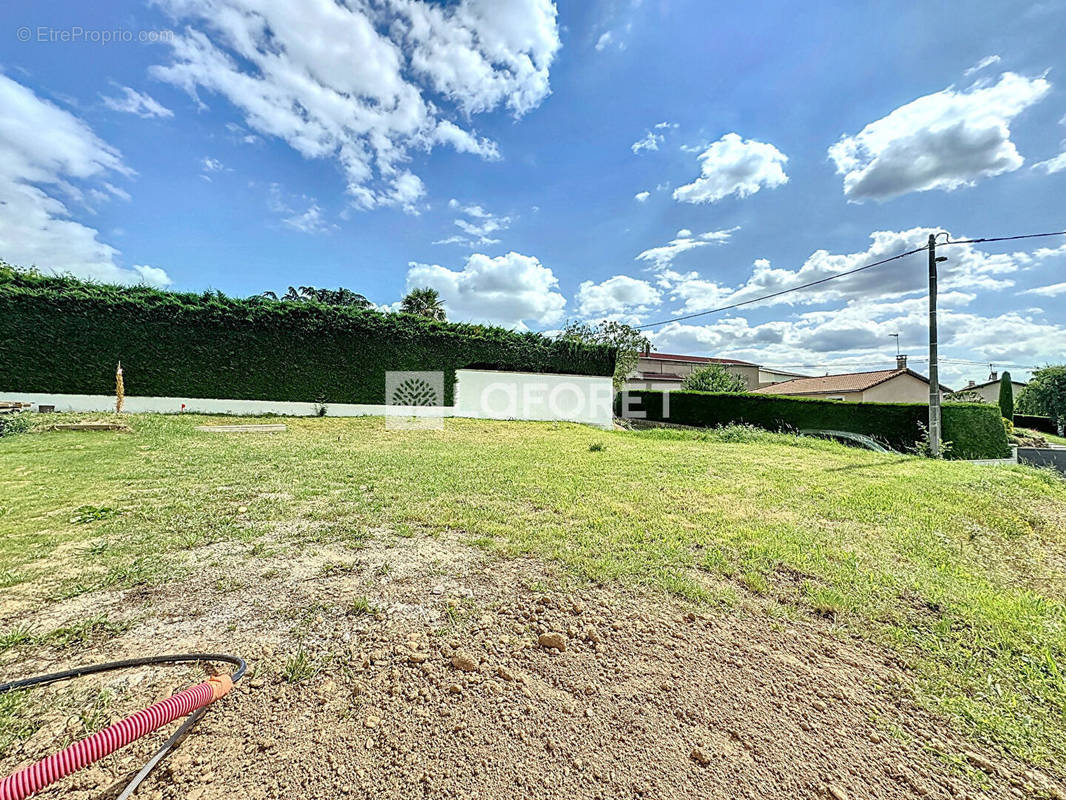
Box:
[628,352,767,391]
[751,356,950,403]
[958,371,1027,405]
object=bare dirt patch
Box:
[2,532,1063,800]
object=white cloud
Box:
[265,183,333,234]
[1032,151,1066,174]
[595,32,614,51]
[405,251,565,328]
[436,199,512,246]
[283,204,333,235]
[635,227,739,269]
[963,55,1001,77]
[829,72,1051,201]
[151,0,559,212]
[201,156,224,172]
[648,303,1065,387]
[576,275,661,320]
[634,191,650,202]
[673,133,788,204]
[1021,281,1066,297]
[100,86,174,118]
[655,227,1021,316]
[631,130,663,154]
[0,74,170,287]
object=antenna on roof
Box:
[889,333,900,356]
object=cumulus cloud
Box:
[576,275,661,321]
[649,299,1065,387]
[673,133,788,204]
[595,32,614,51]
[635,227,739,269]
[151,0,559,212]
[405,251,565,328]
[266,183,334,234]
[634,191,650,202]
[1032,151,1066,174]
[436,199,512,247]
[829,72,1051,201]
[100,86,174,118]
[655,227,1020,316]
[0,74,170,286]
[631,130,663,154]
[1021,281,1066,297]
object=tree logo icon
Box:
[385,371,445,430]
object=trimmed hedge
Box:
[0,270,615,404]
[618,390,1011,459]
[1014,414,1060,436]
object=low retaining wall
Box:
[0,370,615,429]
[1018,447,1066,474]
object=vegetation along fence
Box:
[0,270,615,405]
[1013,414,1061,436]
[618,390,1011,460]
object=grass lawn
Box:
[1017,427,1066,446]
[2,414,1065,769]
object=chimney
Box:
[896,354,908,370]
[966,380,975,388]
[989,370,998,382]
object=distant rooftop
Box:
[751,368,950,395]
[642,352,759,367]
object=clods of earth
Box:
[2,532,1063,800]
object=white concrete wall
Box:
[0,392,439,418]
[454,369,614,428]
[1,368,616,428]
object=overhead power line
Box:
[634,228,1066,331]
[634,246,928,329]
[939,230,1066,247]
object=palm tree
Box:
[261,286,371,308]
[400,287,446,321]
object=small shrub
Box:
[0,413,31,438]
[588,442,606,452]
[681,364,747,393]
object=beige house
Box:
[751,356,950,403]
[956,371,1026,404]
[627,352,765,391]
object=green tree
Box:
[262,286,372,308]
[399,287,446,321]
[998,371,1014,420]
[558,320,651,391]
[681,364,748,393]
[1016,366,1066,431]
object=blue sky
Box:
[1,0,1065,386]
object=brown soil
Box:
[2,532,1063,800]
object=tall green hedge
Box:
[618,390,1011,459]
[0,270,615,404]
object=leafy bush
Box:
[1016,366,1066,427]
[0,413,31,438]
[0,268,615,404]
[681,364,747,393]
[618,390,1011,459]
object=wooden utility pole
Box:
[927,234,944,456]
